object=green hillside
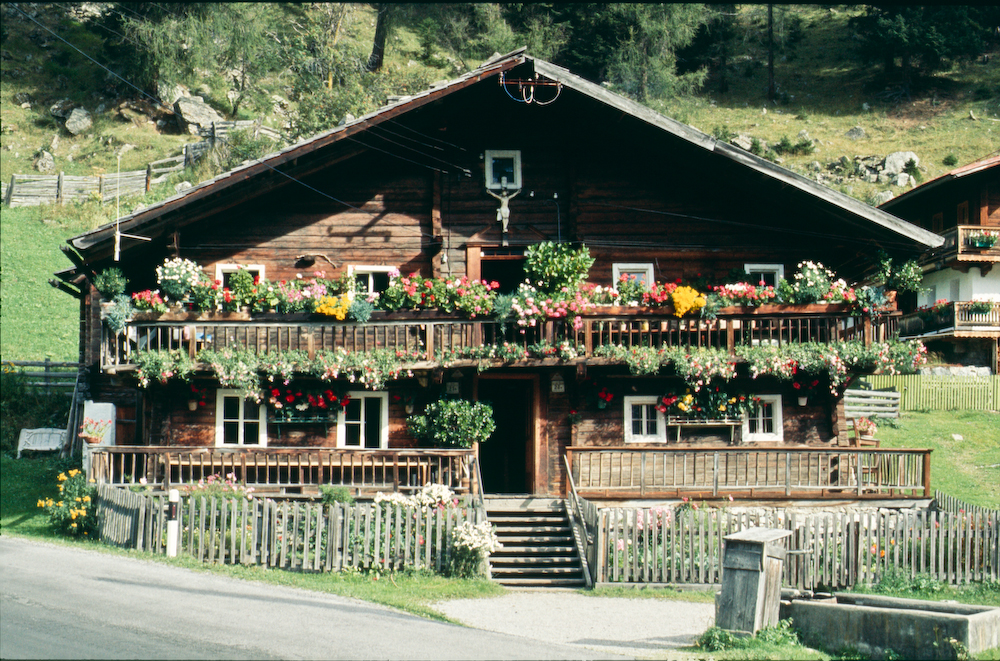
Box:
[2,3,998,361]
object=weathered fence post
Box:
[145,164,152,193]
[166,488,180,557]
[56,171,65,205]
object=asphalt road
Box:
[0,536,621,660]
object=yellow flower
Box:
[71,511,77,519]
[82,496,91,502]
[718,404,727,411]
[68,469,80,477]
[37,499,45,508]
[70,523,77,529]
[57,473,67,482]
[75,497,82,502]
[57,501,63,507]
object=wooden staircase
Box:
[485,497,588,588]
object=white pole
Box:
[166,488,180,557]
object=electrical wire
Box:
[385,119,468,153]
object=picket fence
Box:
[594,504,999,589]
[95,485,485,573]
[865,374,1000,411]
[936,489,1000,520]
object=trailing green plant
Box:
[37,468,97,537]
[101,293,135,334]
[196,347,262,400]
[522,242,594,293]
[135,350,195,388]
[227,267,258,308]
[92,267,128,300]
[407,399,496,449]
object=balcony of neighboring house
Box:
[898,300,1000,340]
[919,226,1000,270]
[99,305,899,373]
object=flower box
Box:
[132,310,252,322]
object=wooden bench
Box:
[844,387,901,419]
[666,417,742,443]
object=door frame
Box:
[474,372,545,495]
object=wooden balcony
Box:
[919,225,1000,267]
[100,306,896,371]
[565,446,931,500]
[898,301,1000,339]
[88,446,476,495]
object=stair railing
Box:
[471,456,492,579]
[563,454,594,587]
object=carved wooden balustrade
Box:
[565,446,932,500]
[101,306,896,371]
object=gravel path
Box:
[433,590,715,659]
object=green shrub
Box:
[943,154,959,167]
[92,267,128,300]
[319,485,355,505]
[348,297,375,323]
[407,399,496,449]
[696,619,801,651]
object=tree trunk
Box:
[366,3,391,73]
[767,4,775,103]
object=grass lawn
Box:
[876,410,1000,508]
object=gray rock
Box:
[174,181,193,193]
[877,172,892,184]
[809,161,822,172]
[845,126,866,140]
[65,108,92,135]
[14,92,31,105]
[338,113,356,126]
[797,130,810,140]
[870,190,895,205]
[173,96,224,136]
[731,134,754,151]
[49,99,74,118]
[34,150,55,172]
[883,151,919,176]
[158,82,188,106]
[865,173,878,184]
[50,134,59,151]
[895,173,913,187]
[20,102,31,109]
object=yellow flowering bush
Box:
[671,286,707,317]
[315,294,352,320]
[37,469,97,537]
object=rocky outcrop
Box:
[173,96,225,136]
[64,107,92,135]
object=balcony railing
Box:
[100,306,896,371]
[899,301,1000,338]
[920,226,1000,265]
[565,446,931,499]
[88,446,475,494]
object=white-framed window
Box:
[623,396,666,443]
[215,390,267,446]
[348,265,396,296]
[215,264,265,288]
[742,395,783,442]
[744,263,784,288]
[613,263,655,288]
[485,149,521,190]
[337,391,389,449]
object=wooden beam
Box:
[49,278,82,299]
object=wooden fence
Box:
[594,504,999,589]
[843,387,902,419]
[865,374,1000,411]
[94,484,485,573]
[935,490,1000,519]
[3,120,282,208]
[2,359,79,395]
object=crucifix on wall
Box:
[486,184,520,246]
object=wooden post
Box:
[184,144,191,169]
[57,171,64,205]
[6,174,16,206]
[922,450,932,498]
[145,164,152,193]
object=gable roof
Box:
[880,154,1000,211]
[65,49,942,262]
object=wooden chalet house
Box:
[880,156,1000,373]
[57,50,942,504]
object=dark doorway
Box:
[480,257,525,295]
[477,378,532,494]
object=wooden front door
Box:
[477,377,534,494]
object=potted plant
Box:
[968,299,994,315]
[79,417,112,444]
[156,257,203,306]
[92,267,128,301]
[407,399,496,448]
[966,230,999,249]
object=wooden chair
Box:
[847,418,880,448]
[846,418,882,490]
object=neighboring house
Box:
[880,156,1000,373]
[55,49,940,503]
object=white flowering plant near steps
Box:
[450,520,502,579]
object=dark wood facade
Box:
[64,52,941,499]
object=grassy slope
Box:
[877,410,1000,508]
